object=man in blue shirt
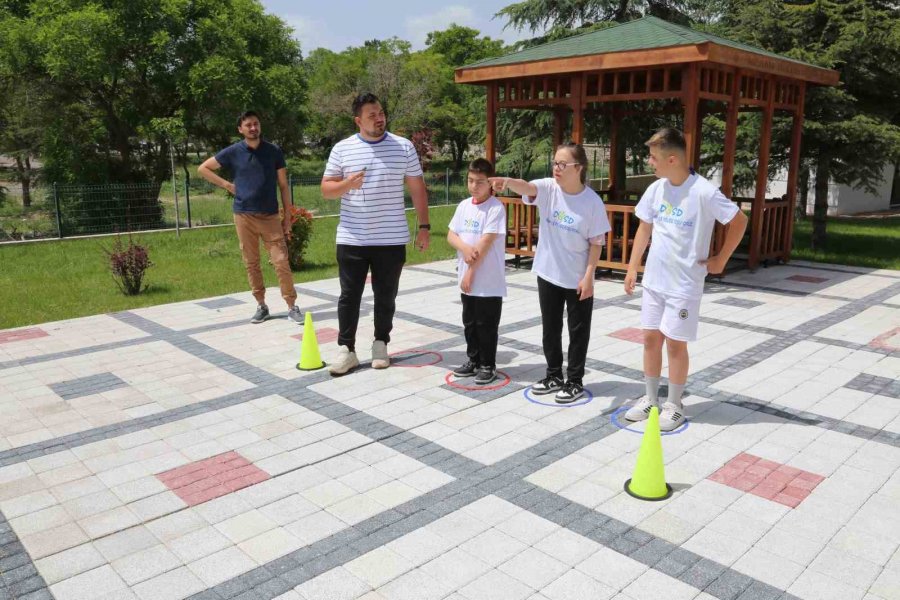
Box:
[198,111,301,324]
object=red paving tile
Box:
[157,451,270,506]
[0,328,49,344]
[291,327,339,344]
[786,275,829,284]
[708,452,824,508]
[608,327,645,344]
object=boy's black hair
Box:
[467,158,494,177]
[352,93,382,117]
[237,111,260,127]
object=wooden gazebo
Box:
[455,16,839,270]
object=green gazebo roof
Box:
[463,16,821,72]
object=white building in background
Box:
[708,163,899,216]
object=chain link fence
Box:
[0,171,478,243]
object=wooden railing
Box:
[733,196,791,263]
[501,195,646,272]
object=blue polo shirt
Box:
[214,139,286,214]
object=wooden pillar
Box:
[682,64,700,168]
[715,70,742,256]
[720,70,742,197]
[749,77,775,270]
[783,82,806,262]
[608,107,620,193]
[485,82,497,163]
[571,75,584,144]
[553,107,566,147]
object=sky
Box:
[258,0,534,54]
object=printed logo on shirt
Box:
[463,218,481,229]
[679,309,689,320]
[657,201,694,228]
[546,209,578,233]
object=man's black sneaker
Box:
[555,381,585,404]
[531,376,563,395]
[453,360,478,377]
[475,367,497,385]
[250,304,269,324]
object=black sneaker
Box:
[531,376,563,395]
[250,304,269,324]
[453,360,478,377]
[555,381,585,404]
[475,366,497,385]
[287,306,303,324]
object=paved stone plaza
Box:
[1,259,899,600]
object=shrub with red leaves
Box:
[105,235,153,295]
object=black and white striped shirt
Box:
[324,132,423,246]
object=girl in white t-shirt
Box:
[490,143,611,403]
[448,159,508,385]
[624,128,747,431]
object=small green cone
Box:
[296,312,325,371]
[624,406,673,501]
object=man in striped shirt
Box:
[321,93,430,376]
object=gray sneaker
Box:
[329,345,359,376]
[287,306,303,324]
[250,304,269,324]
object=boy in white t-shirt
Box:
[624,128,748,431]
[448,159,508,385]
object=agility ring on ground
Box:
[444,370,512,391]
[388,349,442,368]
[610,405,689,435]
[524,386,594,408]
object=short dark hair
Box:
[467,158,494,178]
[645,127,686,154]
[558,142,589,184]
[352,93,382,117]
[237,111,260,127]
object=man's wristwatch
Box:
[418,224,431,231]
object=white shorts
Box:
[640,287,702,342]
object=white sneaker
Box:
[659,402,686,432]
[329,345,359,376]
[624,397,657,422]
[371,340,390,369]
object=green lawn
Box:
[0,206,458,329]
[791,216,900,270]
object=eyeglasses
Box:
[552,161,580,171]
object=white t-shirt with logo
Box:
[449,196,507,297]
[522,178,611,289]
[635,173,740,299]
[323,132,423,246]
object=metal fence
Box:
[0,171,485,242]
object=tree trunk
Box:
[891,158,900,206]
[799,166,809,217]
[14,155,32,208]
[812,152,831,250]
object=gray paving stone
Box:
[705,568,755,600]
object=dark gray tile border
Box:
[713,296,765,309]
[196,297,247,310]
[844,373,900,400]
[49,372,127,401]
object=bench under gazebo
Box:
[454,16,839,271]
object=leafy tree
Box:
[1,0,307,230]
[718,0,900,249]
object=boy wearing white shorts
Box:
[624,128,748,431]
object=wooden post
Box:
[783,82,806,263]
[571,75,584,144]
[720,69,741,197]
[486,82,497,163]
[608,107,619,194]
[682,64,700,168]
[749,77,775,270]
[553,107,566,147]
